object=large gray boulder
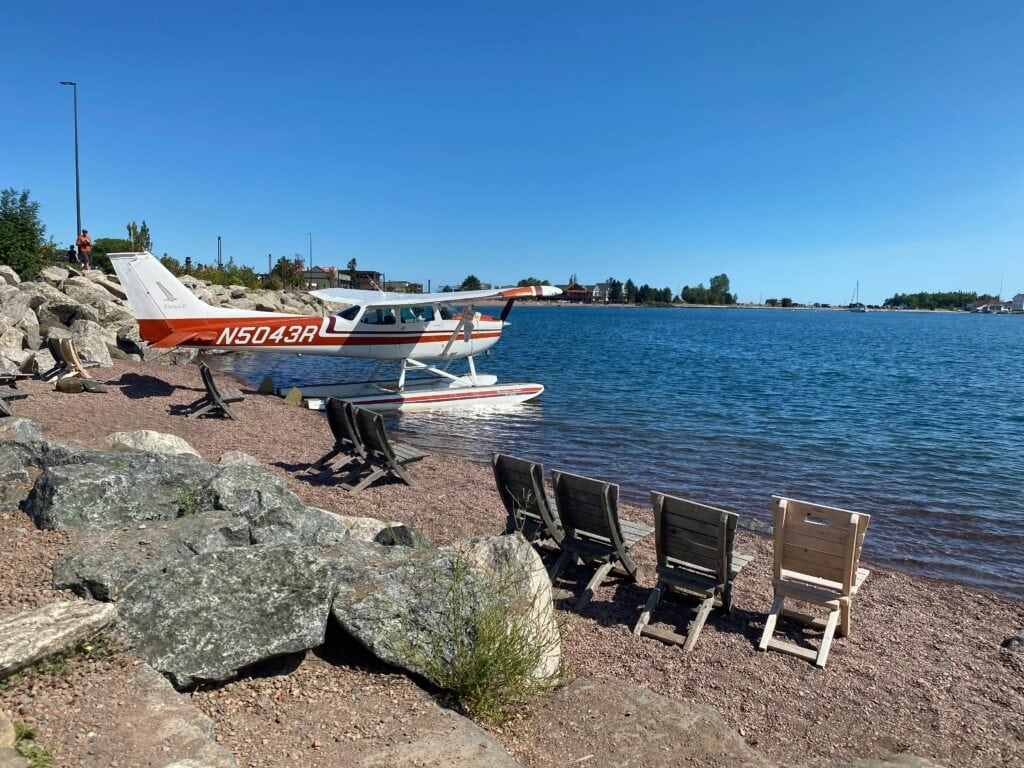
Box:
[82,269,128,300]
[117,546,335,688]
[461,535,560,680]
[38,265,69,286]
[0,265,19,286]
[53,512,253,601]
[103,430,200,457]
[517,677,773,767]
[0,418,43,441]
[0,287,30,334]
[24,451,223,529]
[0,601,117,677]
[70,318,114,365]
[32,454,295,530]
[327,541,502,686]
[248,503,349,548]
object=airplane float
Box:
[108,251,561,411]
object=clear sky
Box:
[2,1,1021,304]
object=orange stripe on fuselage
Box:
[136,317,501,348]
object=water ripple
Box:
[215,307,1024,599]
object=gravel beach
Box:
[2,358,1022,767]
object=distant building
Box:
[590,282,614,303]
[350,269,383,290]
[384,280,423,294]
[1012,293,1024,312]
[558,280,592,303]
[301,266,350,289]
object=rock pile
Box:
[0,265,333,375]
[2,425,561,692]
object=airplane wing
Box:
[309,284,562,307]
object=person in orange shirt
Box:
[76,229,93,270]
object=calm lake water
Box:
[214,307,1024,599]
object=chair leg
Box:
[575,562,614,611]
[683,594,716,651]
[389,459,416,487]
[839,599,851,638]
[633,582,664,635]
[758,594,784,651]
[548,550,574,583]
[189,402,213,419]
[816,607,841,667]
[722,583,734,613]
[344,466,385,494]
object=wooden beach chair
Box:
[58,338,100,380]
[341,406,425,493]
[188,362,245,420]
[309,398,366,477]
[491,453,562,545]
[633,493,751,649]
[758,495,871,667]
[548,470,654,611]
[38,337,69,381]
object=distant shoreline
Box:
[472,300,972,313]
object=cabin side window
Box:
[400,306,435,323]
[439,303,457,320]
[361,308,397,324]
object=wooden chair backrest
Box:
[652,492,736,585]
[550,470,622,544]
[491,454,558,530]
[198,362,219,397]
[325,398,363,452]
[353,406,395,462]
[771,496,870,596]
[47,336,65,363]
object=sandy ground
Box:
[2,358,1022,767]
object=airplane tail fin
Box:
[107,251,216,347]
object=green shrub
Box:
[397,549,567,726]
[14,722,54,767]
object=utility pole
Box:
[217,236,222,268]
[308,233,312,265]
[58,81,81,239]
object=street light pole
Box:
[308,233,312,265]
[58,81,81,238]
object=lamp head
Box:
[59,81,77,86]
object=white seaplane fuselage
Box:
[107,251,559,411]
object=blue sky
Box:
[2,2,1021,304]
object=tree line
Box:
[882,291,996,310]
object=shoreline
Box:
[471,300,973,312]
[2,358,1022,767]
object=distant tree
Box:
[765,298,779,307]
[624,279,637,304]
[517,277,550,287]
[441,285,454,292]
[159,253,182,273]
[606,278,623,304]
[91,237,133,274]
[269,255,304,288]
[459,274,483,290]
[682,273,736,305]
[197,256,261,289]
[347,258,357,282]
[780,297,793,307]
[883,290,986,310]
[0,188,47,278]
[126,220,152,252]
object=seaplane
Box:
[108,251,561,411]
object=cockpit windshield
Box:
[334,305,360,321]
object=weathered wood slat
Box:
[782,529,850,557]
